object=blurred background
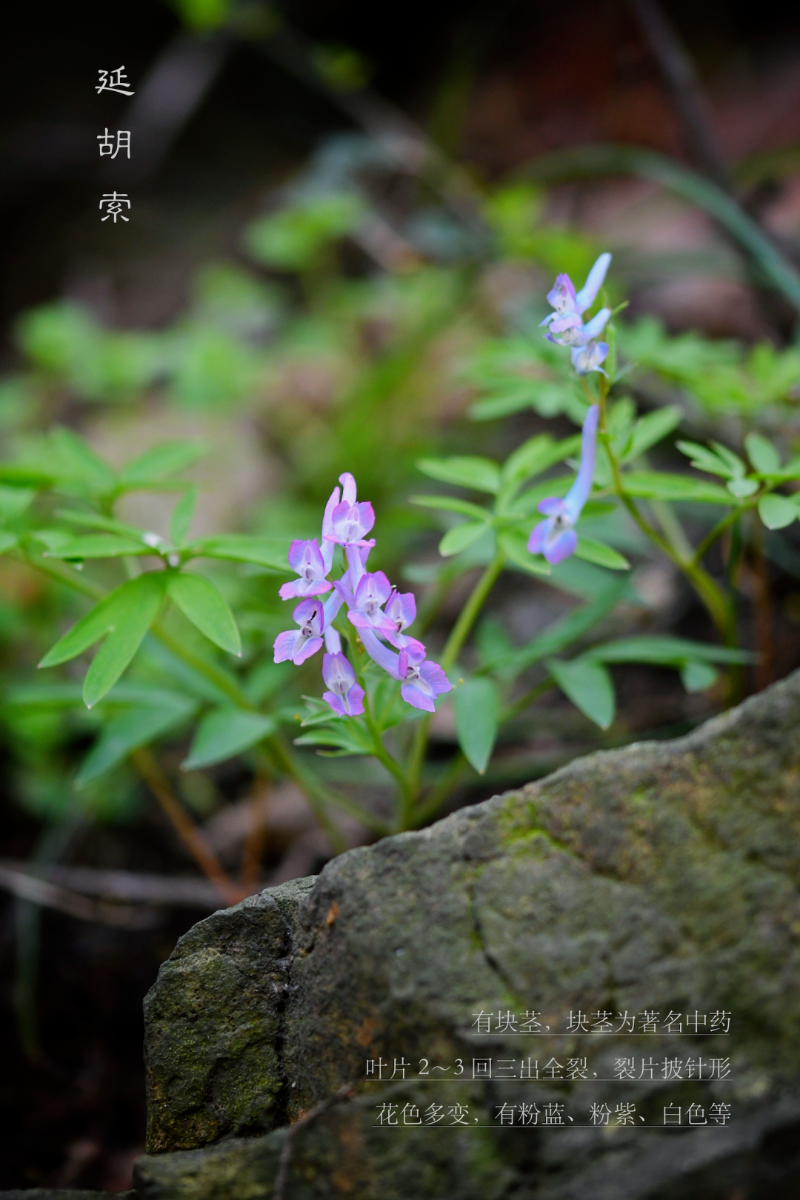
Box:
[3,0,800,1189]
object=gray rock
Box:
[144,877,315,1152]
[141,671,800,1195]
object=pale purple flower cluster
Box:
[540,252,612,375]
[274,473,452,715]
[528,404,599,565]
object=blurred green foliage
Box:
[1,151,799,861]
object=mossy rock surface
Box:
[140,671,800,1195]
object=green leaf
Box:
[775,456,800,480]
[39,573,167,669]
[439,521,490,557]
[585,636,751,665]
[500,434,581,491]
[547,657,615,729]
[182,707,276,770]
[680,661,718,692]
[51,427,117,494]
[417,456,501,494]
[621,471,732,504]
[758,493,798,530]
[621,406,682,461]
[0,531,17,554]
[745,433,781,476]
[0,487,34,520]
[497,529,551,576]
[476,617,515,677]
[119,441,208,488]
[676,440,727,475]
[294,719,373,755]
[30,529,76,554]
[454,677,499,774]
[483,578,627,676]
[6,682,85,709]
[507,475,572,517]
[410,494,490,521]
[574,537,630,570]
[711,442,747,479]
[0,464,56,488]
[244,192,366,271]
[187,534,292,571]
[169,487,197,546]
[77,696,197,785]
[726,478,759,498]
[168,572,241,655]
[81,575,168,708]
[44,533,149,559]
[55,510,146,537]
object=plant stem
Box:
[441,550,506,673]
[132,747,246,906]
[599,435,737,645]
[500,677,556,724]
[405,549,505,810]
[363,705,413,825]
[412,678,559,825]
[151,620,250,708]
[16,552,105,601]
[692,507,747,567]
[264,736,388,841]
[412,752,469,826]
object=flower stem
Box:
[600,435,737,646]
[405,549,505,813]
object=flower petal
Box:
[574,307,611,344]
[544,527,577,564]
[546,273,578,314]
[527,520,550,555]
[323,691,347,716]
[538,496,567,517]
[400,681,437,712]
[322,651,356,693]
[575,252,611,313]
[563,404,599,521]
[339,472,357,506]
[278,579,332,600]
[419,660,452,697]
[293,636,323,665]
[273,630,300,663]
[343,683,365,715]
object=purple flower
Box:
[345,571,397,636]
[541,253,611,328]
[278,470,450,715]
[547,305,611,349]
[322,652,365,717]
[280,486,339,599]
[384,590,421,650]
[357,628,452,713]
[398,643,452,713]
[541,253,612,349]
[279,539,334,600]
[324,472,375,548]
[527,404,599,565]
[273,598,325,665]
[571,339,609,376]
